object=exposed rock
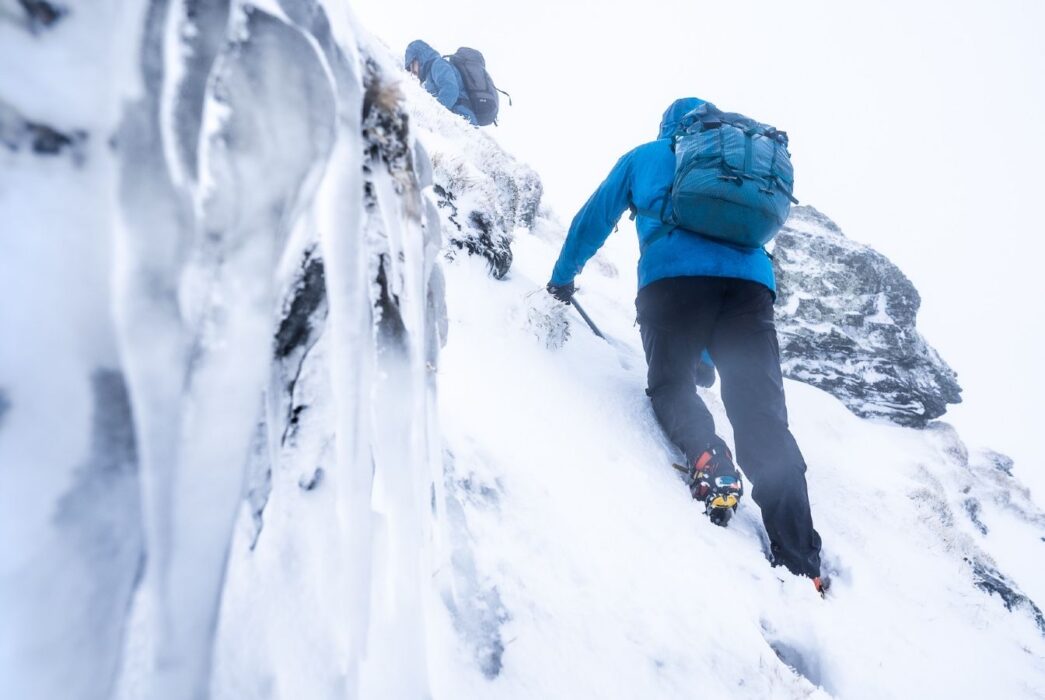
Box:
[274,252,326,361]
[0,99,86,161]
[773,206,962,427]
[19,0,66,31]
[981,449,1015,476]
[273,251,327,451]
[968,558,1045,636]
[963,498,989,535]
[363,59,412,180]
[297,466,324,491]
[435,184,513,278]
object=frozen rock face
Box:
[773,206,962,427]
[2,2,448,698]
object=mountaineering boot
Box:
[810,576,827,601]
[690,445,744,526]
[812,574,831,598]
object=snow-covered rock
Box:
[0,98,86,159]
[396,58,543,279]
[773,205,962,427]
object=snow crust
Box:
[435,231,1045,699]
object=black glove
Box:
[695,359,716,388]
[546,280,576,304]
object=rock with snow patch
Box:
[0,98,86,160]
[773,205,962,427]
[399,69,542,279]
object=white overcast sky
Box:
[353,0,1045,496]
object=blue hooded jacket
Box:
[550,97,776,294]
[405,40,478,126]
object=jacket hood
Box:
[658,97,707,139]
[405,40,440,71]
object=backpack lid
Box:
[677,103,788,145]
[658,98,708,139]
[453,47,486,67]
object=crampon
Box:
[690,447,744,526]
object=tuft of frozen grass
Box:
[524,289,570,350]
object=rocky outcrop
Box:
[400,73,543,279]
[0,99,86,160]
[773,206,961,427]
[3,0,67,32]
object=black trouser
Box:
[637,276,822,578]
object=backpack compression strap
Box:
[628,194,676,253]
[628,193,777,254]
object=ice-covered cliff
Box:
[2,1,446,697]
[1,2,1043,699]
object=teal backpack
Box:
[636,102,798,249]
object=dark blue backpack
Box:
[446,47,508,127]
[637,102,797,249]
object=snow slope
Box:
[432,219,1045,700]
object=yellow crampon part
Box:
[710,494,738,510]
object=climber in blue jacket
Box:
[547,97,824,590]
[405,40,478,126]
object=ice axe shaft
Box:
[570,298,605,339]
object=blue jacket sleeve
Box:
[550,150,634,285]
[427,60,462,110]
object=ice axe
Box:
[568,296,631,371]
[571,293,712,384]
[561,292,634,370]
[569,297,605,340]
